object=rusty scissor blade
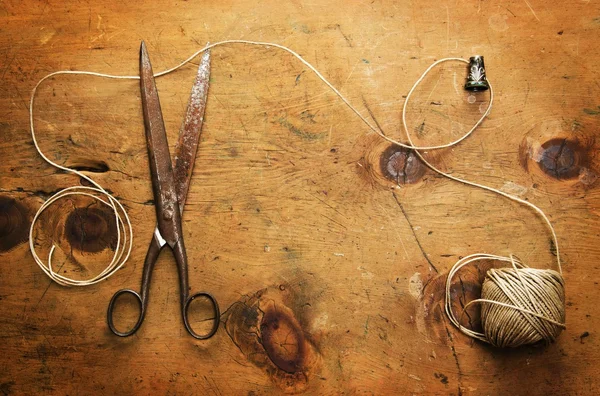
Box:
[173,48,211,211]
[139,41,183,247]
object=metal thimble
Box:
[464,55,489,92]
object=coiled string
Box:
[31,41,564,346]
[29,70,137,286]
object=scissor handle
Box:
[107,233,161,337]
[107,289,145,337]
[183,292,220,340]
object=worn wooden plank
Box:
[1,0,599,394]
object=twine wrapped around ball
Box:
[445,254,566,348]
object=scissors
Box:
[107,42,219,339]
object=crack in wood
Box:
[444,324,464,396]
[392,192,438,273]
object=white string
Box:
[30,74,135,286]
[30,40,560,288]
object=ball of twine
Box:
[445,254,566,348]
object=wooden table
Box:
[1,0,599,394]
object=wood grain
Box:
[1,0,599,394]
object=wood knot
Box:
[223,286,321,392]
[352,135,431,189]
[380,145,426,184]
[0,196,30,252]
[417,263,491,344]
[260,308,306,374]
[519,135,597,185]
[538,138,585,179]
[64,206,117,253]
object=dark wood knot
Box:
[537,138,586,180]
[520,136,595,183]
[379,145,426,184]
[260,307,306,374]
[0,196,30,252]
[223,286,320,392]
[417,262,493,344]
[64,206,117,253]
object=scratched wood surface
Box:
[1,0,600,394]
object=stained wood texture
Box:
[1,1,599,394]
